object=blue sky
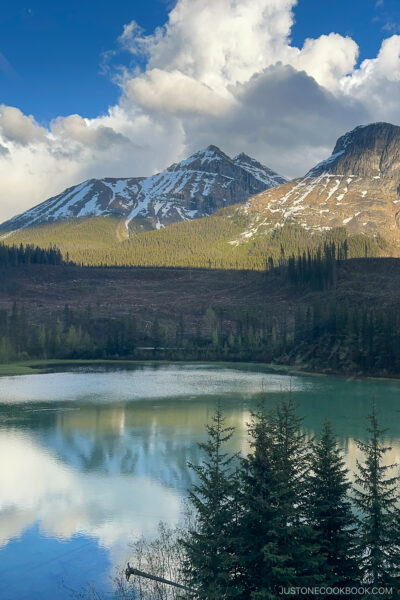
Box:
[1,0,399,123]
[293,0,400,59]
[0,0,169,121]
[1,0,400,220]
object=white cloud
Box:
[0,0,400,221]
[292,33,359,91]
[123,0,297,91]
[50,114,132,150]
[341,35,400,121]
[0,105,47,146]
[125,68,231,115]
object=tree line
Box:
[124,402,400,599]
[2,298,400,377]
[0,242,66,267]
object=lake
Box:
[0,363,400,600]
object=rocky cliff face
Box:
[309,122,400,178]
[233,123,400,251]
[0,146,287,233]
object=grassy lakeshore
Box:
[0,358,397,382]
[0,358,314,377]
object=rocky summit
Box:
[0,145,287,233]
[233,122,400,251]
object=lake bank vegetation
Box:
[1,293,400,378]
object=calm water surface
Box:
[0,364,400,600]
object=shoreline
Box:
[0,358,399,383]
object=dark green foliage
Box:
[353,405,400,588]
[236,404,285,599]
[270,400,321,588]
[287,243,338,291]
[177,403,400,599]
[183,409,240,600]
[236,400,320,599]
[288,299,400,376]
[3,294,400,377]
[0,242,66,266]
[307,421,358,587]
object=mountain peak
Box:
[234,121,400,251]
[0,144,287,233]
[204,144,224,154]
[308,121,400,178]
[332,122,400,155]
[174,144,231,169]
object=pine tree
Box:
[354,404,400,588]
[183,408,239,600]
[307,421,358,587]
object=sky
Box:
[0,0,400,221]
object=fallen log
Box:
[125,563,195,593]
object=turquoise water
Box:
[0,364,399,599]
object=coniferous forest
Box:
[124,403,400,599]
[0,242,65,267]
[5,219,387,270]
[2,296,400,376]
[1,241,400,376]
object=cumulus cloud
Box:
[50,114,132,150]
[341,35,400,122]
[0,105,47,146]
[125,68,231,115]
[292,34,359,91]
[0,0,400,221]
[182,64,368,176]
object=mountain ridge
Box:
[0,145,287,233]
[232,122,400,249]
[3,122,400,267]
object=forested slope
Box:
[1,257,400,376]
[5,214,388,269]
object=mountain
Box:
[0,145,287,234]
[3,122,399,268]
[232,122,400,249]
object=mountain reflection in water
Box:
[0,364,400,600]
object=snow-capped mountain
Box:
[0,145,287,233]
[232,122,400,250]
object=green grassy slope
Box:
[3,216,121,252]
[2,210,387,269]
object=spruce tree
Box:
[271,398,321,588]
[354,404,400,588]
[237,399,319,599]
[308,421,358,587]
[183,408,239,600]
[237,403,286,599]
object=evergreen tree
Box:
[271,398,321,588]
[307,421,358,588]
[354,404,400,589]
[183,408,240,600]
[237,403,288,599]
[237,399,319,599]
